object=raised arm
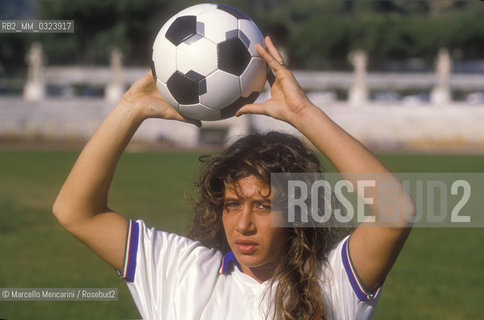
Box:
[238,37,415,292]
[53,72,200,271]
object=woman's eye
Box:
[224,202,240,210]
[256,203,271,211]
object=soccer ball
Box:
[151,3,267,121]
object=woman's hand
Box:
[236,36,315,124]
[122,71,201,127]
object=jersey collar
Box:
[219,251,241,274]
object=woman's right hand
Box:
[122,71,201,127]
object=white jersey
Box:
[118,219,381,319]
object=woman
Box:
[53,37,414,319]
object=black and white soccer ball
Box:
[151,3,267,121]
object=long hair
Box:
[187,131,350,320]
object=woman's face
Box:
[222,175,287,282]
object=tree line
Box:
[1,0,483,76]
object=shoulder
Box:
[134,219,198,250]
[121,220,227,319]
[325,235,350,265]
[119,219,223,282]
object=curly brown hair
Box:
[187,131,350,320]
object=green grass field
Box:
[0,149,483,319]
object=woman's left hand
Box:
[236,36,315,124]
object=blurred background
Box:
[1,0,484,148]
[0,0,483,319]
[3,0,484,70]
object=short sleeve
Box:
[116,219,221,320]
[324,235,383,320]
[340,237,382,301]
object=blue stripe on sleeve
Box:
[341,238,381,301]
[125,221,139,282]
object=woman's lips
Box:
[235,241,258,254]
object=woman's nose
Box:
[235,205,256,234]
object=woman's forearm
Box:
[290,104,415,226]
[53,100,144,227]
[290,105,388,174]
